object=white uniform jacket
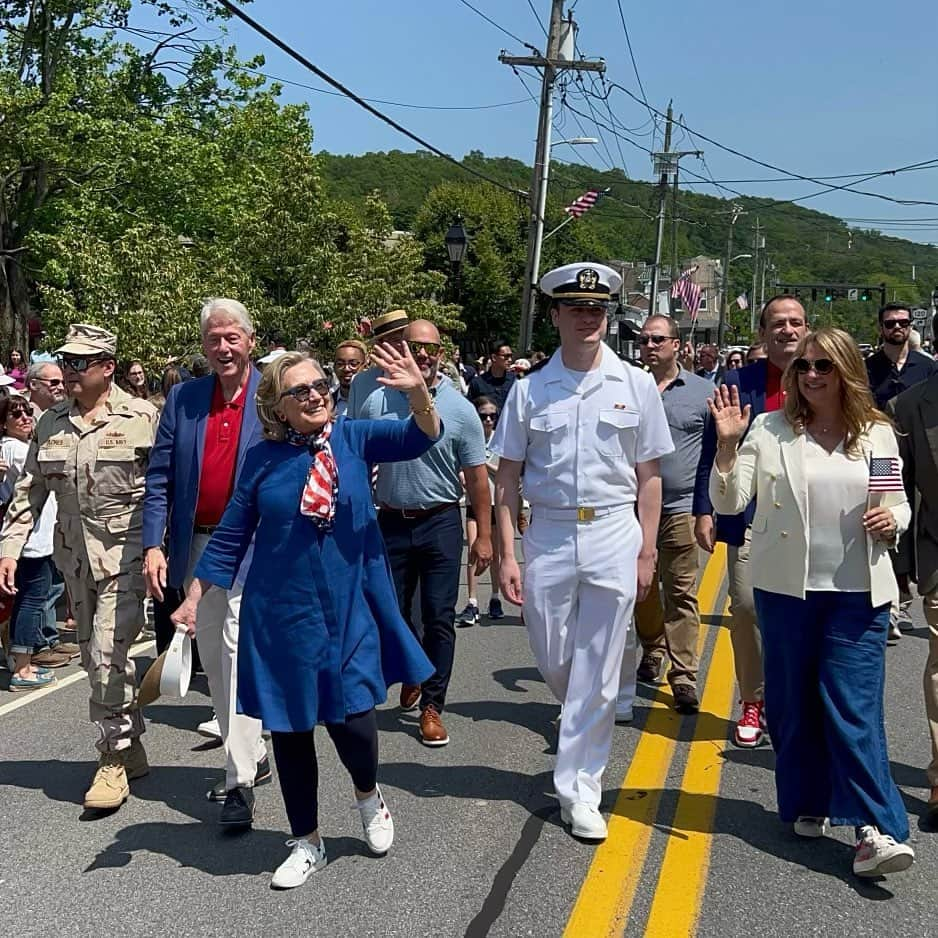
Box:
[709,411,910,607]
[492,343,673,508]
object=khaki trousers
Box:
[634,513,700,688]
[923,589,938,786]
[726,528,764,702]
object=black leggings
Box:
[270,709,379,837]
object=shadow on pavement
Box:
[491,666,544,693]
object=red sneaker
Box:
[733,700,766,748]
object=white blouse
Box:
[804,435,870,592]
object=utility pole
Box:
[718,203,744,347]
[670,164,680,295]
[649,105,701,319]
[750,217,763,333]
[500,2,604,352]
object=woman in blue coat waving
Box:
[172,343,438,890]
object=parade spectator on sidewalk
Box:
[494,263,672,843]
[171,346,436,890]
[0,324,158,811]
[695,345,724,384]
[332,339,367,418]
[694,295,808,748]
[724,350,745,372]
[709,327,914,878]
[123,361,152,401]
[468,338,517,411]
[0,395,68,688]
[356,319,492,747]
[890,355,938,826]
[143,298,269,826]
[5,350,27,390]
[456,396,503,627]
[624,315,712,714]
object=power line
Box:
[213,0,526,197]
[614,0,657,139]
[525,0,550,39]
[454,0,541,53]
[607,81,938,207]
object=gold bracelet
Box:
[411,402,434,416]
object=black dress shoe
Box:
[207,757,272,802]
[672,684,700,714]
[220,786,255,826]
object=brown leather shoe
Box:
[419,705,450,747]
[672,683,700,714]
[399,684,421,711]
[31,648,72,668]
[52,641,80,658]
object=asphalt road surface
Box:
[2,543,936,938]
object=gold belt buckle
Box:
[576,507,595,522]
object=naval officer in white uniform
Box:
[491,262,673,841]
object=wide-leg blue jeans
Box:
[753,588,909,841]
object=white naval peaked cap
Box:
[539,263,622,306]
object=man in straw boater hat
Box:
[491,263,673,842]
[346,309,410,419]
[0,323,159,811]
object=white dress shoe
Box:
[560,802,608,841]
[197,714,222,740]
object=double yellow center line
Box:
[564,546,734,937]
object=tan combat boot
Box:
[84,752,129,810]
[124,738,150,781]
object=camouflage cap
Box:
[55,323,118,357]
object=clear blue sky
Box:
[142,1,938,244]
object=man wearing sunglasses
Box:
[0,323,158,811]
[693,294,808,749]
[354,317,492,748]
[866,304,937,412]
[468,338,516,411]
[26,360,67,413]
[143,298,269,827]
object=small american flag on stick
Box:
[868,456,903,492]
[671,267,702,320]
[563,187,608,219]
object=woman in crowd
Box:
[746,343,767,363]
[724,349,745,372]
[123,360,151,400]
[0,395,65,689]
[172,344,437,890]
[457,396,502,626]
[708,327,913,878]
[5,350,27,390]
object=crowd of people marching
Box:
[2,266,938,889]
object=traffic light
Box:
[824,288,834,302]
[859,288,870,301]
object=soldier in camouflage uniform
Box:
[0,324,158,811]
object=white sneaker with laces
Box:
[794,816,829,838]
[271,838,327,889]
[853,825,914,877]
[197,714,222,740]
[560,802,607,841]
[355,786,394,854]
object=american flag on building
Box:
[563,187,609,219]
[671,267,702,320]
[868,456,903,492]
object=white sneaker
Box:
[197,714,222,740]
[614,708,634,724]
[853,825,914,877]
[355,785,394,854]
[794,816,829,838]
[560,802,608,841]
[271,838,327,889]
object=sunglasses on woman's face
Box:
[478,412,498,424]
[793,357,835,375]
[280,380,331,403]
[7,406,31,419]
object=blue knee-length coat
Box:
[193,416,436,732]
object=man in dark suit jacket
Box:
[693,296,808,748]
[891,368,938,822]
[143,298,268,827]
[695,344,724,385]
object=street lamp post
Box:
[445,217,469,303]
[719,252,752,346]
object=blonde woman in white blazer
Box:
[709,327,914,879]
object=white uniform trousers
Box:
[616,624,638,715]
[523,508,641,808]
[188,533,266,790]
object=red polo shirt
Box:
[194,375,247,527]
[765,361,785,413]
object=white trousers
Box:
[188,534,266,790]
[523,509,641,808]
[616,624,638,714]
